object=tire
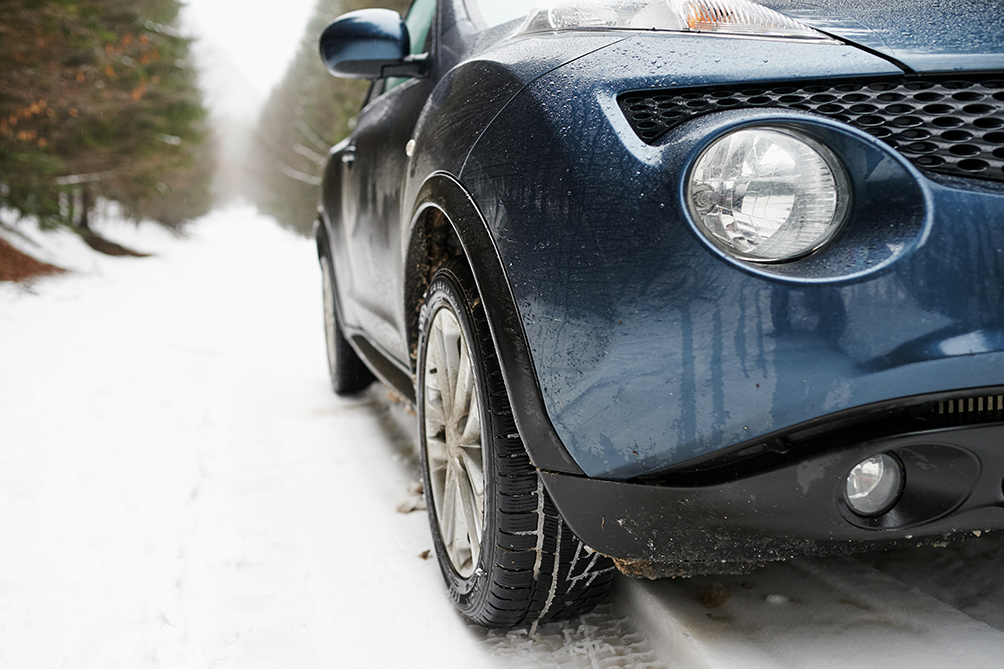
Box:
[417,259,615,629]
[320,253,375,395]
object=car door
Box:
[340,0,437,367]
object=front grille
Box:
[618,75,1004,183]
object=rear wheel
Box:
[320,253,374,395]
[418,260,614,629]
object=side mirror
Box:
[319,8,428,80]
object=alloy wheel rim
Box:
[423,306,485,578]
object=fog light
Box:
[845,453,903,516]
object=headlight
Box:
[686,127,850,262]
[515,0,829,41]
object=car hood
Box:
[761,0,1004,72]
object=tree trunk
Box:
[79,186,92,231]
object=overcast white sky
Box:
[180,0,321,118]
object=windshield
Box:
[466,0,538,28]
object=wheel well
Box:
[403,173,584,474]
[404,205,466,368]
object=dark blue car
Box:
[314,0,1004,628]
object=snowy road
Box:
[3,209,1004,668]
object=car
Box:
[313,0,1004,629]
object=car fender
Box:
[407,172,585,475]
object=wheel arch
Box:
[404,172,584,475]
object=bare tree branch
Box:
[276,161,322,186]
[54,170,119,186]
[294,117,331,152]
[293,143,328,167]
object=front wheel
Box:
[417,260,614,629]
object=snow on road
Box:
[2,208,1004,668]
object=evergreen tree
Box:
[0,0,212,231]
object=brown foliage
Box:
[0,237,65,282]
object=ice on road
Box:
[2,208,1004,668]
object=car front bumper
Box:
[542,409,1004,572]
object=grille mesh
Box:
[618,75,1004,183]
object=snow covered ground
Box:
[3,208,1004,668]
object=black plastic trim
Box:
[541,422,1004,566]
[410,173,585,475]
[347,332,416,403]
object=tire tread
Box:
[419,259,613,630]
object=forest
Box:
[249,0,409,236]
[0,0,212,236]
[1,0,410,248]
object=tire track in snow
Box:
[856,533,1004,633]
[481,594,665,669]
[621,549,1004,668]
